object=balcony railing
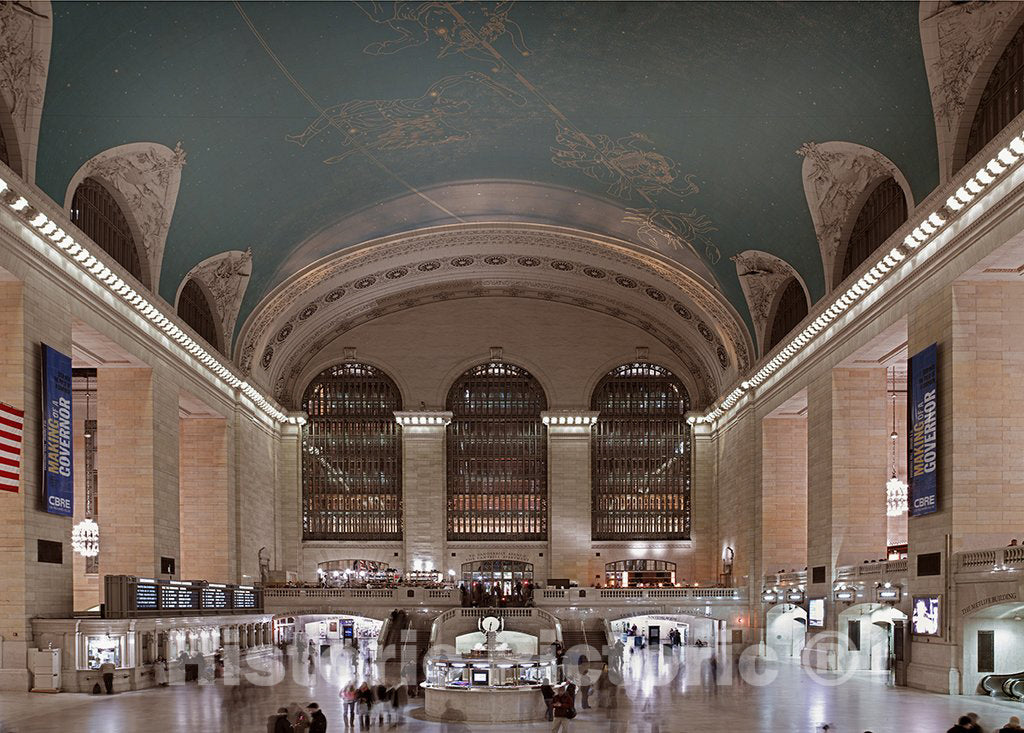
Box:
[957,546,1024,573]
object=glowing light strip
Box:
[0,175,304,426]
[690,132,1024,425]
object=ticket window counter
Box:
[82,634,129,670]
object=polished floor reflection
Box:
[0,645,1020,732]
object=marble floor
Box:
[1,647,1022,733]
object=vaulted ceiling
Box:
[34,1,939,351]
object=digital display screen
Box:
[202,587,230,609]
[808,598,825,627]
[912,595,941,636]
[343,624,354,638]
[471,670,489,685]
[233,589,257,609]
[160,585,198,611]
[135,583,158,610]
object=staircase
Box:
[382,610,435,686]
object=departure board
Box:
[234,588,257,609]
[201,586,230,610]
[135,583,159,610]
[104,576,263,617]
[160,585,198,611]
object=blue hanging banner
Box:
[908,343,938,517]
[41,344,73,516]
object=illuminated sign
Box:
[762,591,778,603]
[912,595,941,636]
[877,587,901,602]
[233,589,257,609]
[135,583,158,610]
[787,591,805,603]
[160,585,197,610]
[202,587,229,609]
[834,590,855,602]
[808,598,825,627]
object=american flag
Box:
[0,402,24,493]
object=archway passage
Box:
[604,559,677,588]
[961,600,1024,697]
[836,603,906,679]
[460,560,534,597]
[764,604,807,661]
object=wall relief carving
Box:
[921,1,1024,179]
[64,141,187,290]
[179,249,253,353]
[0,0,51,182]
[796,141,912,291]
[236,225,752,377]
[731,250,807,356]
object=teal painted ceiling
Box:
[37,1,938,336]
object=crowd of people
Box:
[945,712,1024,733]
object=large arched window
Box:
[177,278,220,351]
[966,22,1024,163]
[446,362,547,541]
[766,277,808,352]
[70,177,145,284]
[591,363,690,540]
[839,177,907,283]
[301,363,403,540]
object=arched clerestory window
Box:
[766,277,809,352]
[301,363,403,540]
[0,121,9,170]
[446,362,547,541]
[966,21,1024,164]
[838,177,907,284]
[591,362,691,540]
[70,177,146,284]
[177,278,220,351]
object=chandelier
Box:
[886,367,908,517]
[71,518,100,557]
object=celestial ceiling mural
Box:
[35,1,939,339]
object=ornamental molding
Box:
[796,141,913,290]
[64,141,187,290]
[0,1,51,183]
[269,277,722,411]
[236,224,752,378]
[178,249,253,353]
[731,250,808,356]
[921,1,1024,179]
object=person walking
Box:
[357,682,373,728]
[550,687,575,732]
[949,716,976,733]
[577,655,592,709]
[341,682,358,727]
[269,707,291,733]
[154,657,168,687]
[306,703,327,733]
[540,681,555,721]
